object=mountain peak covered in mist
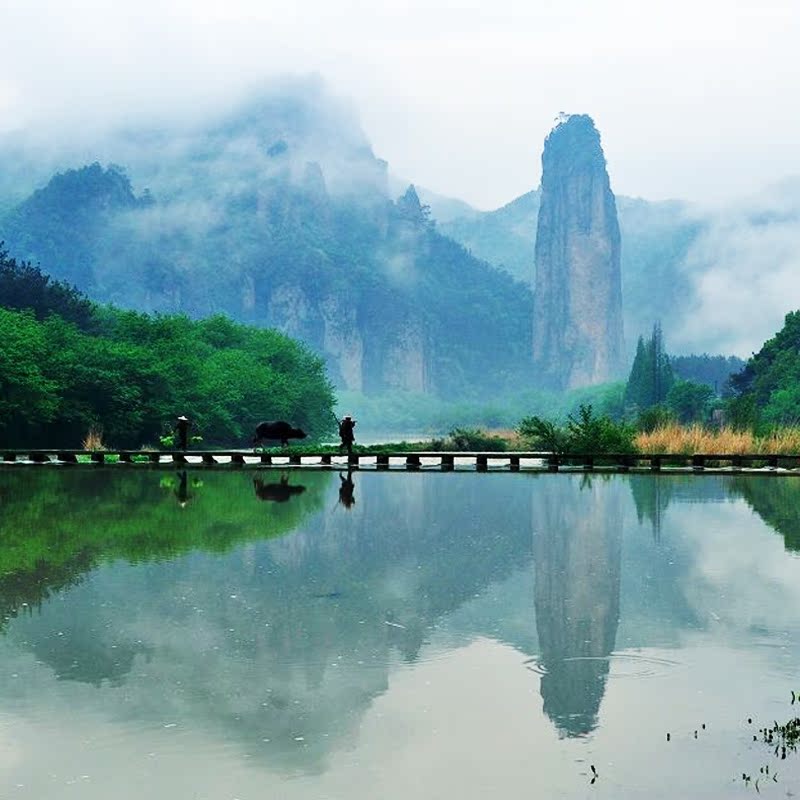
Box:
[0,78,533,397]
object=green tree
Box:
[624,322,674,411]
[0,304,336,448]
[0,309,58,442]
[666,380,714,424]
[727,311,800,430]
[518,404,636,454]
[565,404,637,453]
[517,416,568,453]
[0,244,94,329]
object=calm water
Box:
[1,468,800,798]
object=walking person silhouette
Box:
[338,415,356,455]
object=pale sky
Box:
[2,0,799,209]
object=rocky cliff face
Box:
[532,115,625,390]
[0,84,533,398]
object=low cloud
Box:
[674,181,800,357]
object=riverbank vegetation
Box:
[0,247,336,448]
[6,238,800,456]
[635,424,800,455]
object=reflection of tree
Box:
[629,475,674,542]
[533,475,622,737]
[2,470,535,774]
[0,469,328,641]
[0,552,91,627]
[730,477,800,553]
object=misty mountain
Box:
[439,177,800,361]
[2,163,151,290]
[440,190,701,355]
[0,78,532,397]
[4,75,798,389]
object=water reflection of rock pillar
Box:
[533,476,622,737]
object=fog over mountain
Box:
[1,71,799,368]
[440,176,800,359]
[2,0,798,211]
[0,78,532,397]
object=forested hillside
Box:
[0,248,335,448]
[440,192,701,355]
[0,80,533,398]
[728,311,800,427]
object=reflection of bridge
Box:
[4,449,800,473]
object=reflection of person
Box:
[174,470,192,507]
[176,415,191,450]
[338,469,355,509]
[338,415,356,455]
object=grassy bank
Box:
[635,424,800,455]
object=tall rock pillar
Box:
[532,114,625,390]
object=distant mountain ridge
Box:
[439,190,702,357]
[3,77,798,384]
[437,171,800,362]
[0,79,532,397]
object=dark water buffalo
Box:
[253,476,306,503]
[252,420,307,447]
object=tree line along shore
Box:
[2,244,799,455]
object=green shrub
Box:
[566,404,638,453]
[518,404,637,454]
[517,416,568,453]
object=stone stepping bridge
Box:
[3,450,800,474]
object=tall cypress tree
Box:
[625,322,674,410]
[625,336,649,408]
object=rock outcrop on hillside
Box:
[440,191,700,359]
[0,82,533,397]
[532,115,625,390]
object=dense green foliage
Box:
[624,329,727,426]
[624,323,674,411]
[665,379,715,424]
[0,88,534,397]
[671,353,744,397]
[0,243,94,328]
[0,255,336,448]
[517,404,637,454]
[728,311,800,428]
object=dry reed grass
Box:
[635,424,800,455]
[82,427,107,451]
